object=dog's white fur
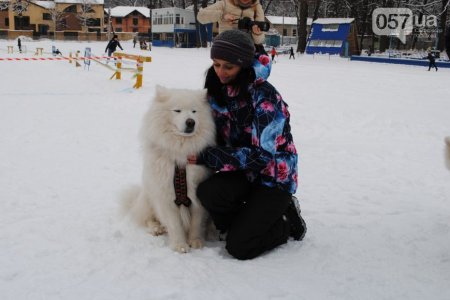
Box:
[445,137,450,170]
[121,85,216,253]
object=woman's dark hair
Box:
[204,65,256,107]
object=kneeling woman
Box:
[188,30,306,260]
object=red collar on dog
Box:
[173,166,192,207]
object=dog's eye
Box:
[192,110,196,113]
[173,110,181,113]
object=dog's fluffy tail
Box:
[119,185,141,216]
[445,137,450,170]
[119,185,153,226]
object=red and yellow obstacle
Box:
[1,48,152,89]
[110,52,152,89]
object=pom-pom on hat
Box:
[211,30,255,67]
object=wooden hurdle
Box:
[35,47,43,55]
[111,52,152,89]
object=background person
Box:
[270,46,278,62]
[197,0,266,45]
[289,46,295,59]
[188,30,306,260]
[105,34,123,59]
[427,50,438,71]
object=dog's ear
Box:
[154,85,170,102]
[198,88,208,101]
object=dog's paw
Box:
[174,243,190,253]
[189,238,204,249]
[147,224,166,236]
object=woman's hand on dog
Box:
[187,155,197,164]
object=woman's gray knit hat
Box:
[211,30,255,67]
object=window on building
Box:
[322,24,339,32]
[283,28,287,36]
[5,18,9,26]
[175,14,180,24]
[88,18,100,26]
[133,18,138,26]
[63,5,77,13]
[163,14,173,24]
[43,13,52,20]
[325,40,335,47]
[116,18,122,24]
[292,29,297,36]
[333,40,343,47]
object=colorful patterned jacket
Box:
[198,55,298,194]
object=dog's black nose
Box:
[185,119,195,133]
[186,119,195,128]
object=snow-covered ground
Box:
[1,39,449,300]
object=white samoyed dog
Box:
[122,85,216,253]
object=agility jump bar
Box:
[0,56,113,61]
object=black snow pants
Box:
[197,171,292,260]
[428,61,438,71]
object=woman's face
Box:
[238,0,253,5]
[213,59,241,84]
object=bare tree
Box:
[48,6,67,39]
[438,0,450,50]
[291,0,309,53]
[193,0,201,47]
[263,0,274,14]
[77,0,96,32]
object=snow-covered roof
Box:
[107,6,150,17]
[33,1,55,9]
[266,16,312,26]
[313,18,355,25]
[55,0,104,4]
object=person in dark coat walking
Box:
[427,51,438,71]
[17,38,22,53]
[188,30,306,260]
[105,34,123,59]
[289,46,295,59]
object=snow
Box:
[107,6,150,18]
[0,39,449,300]
[33,1,56,9]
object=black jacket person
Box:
[105,35,123,57]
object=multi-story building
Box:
[106,6,150,34]
[0,0,104,39]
